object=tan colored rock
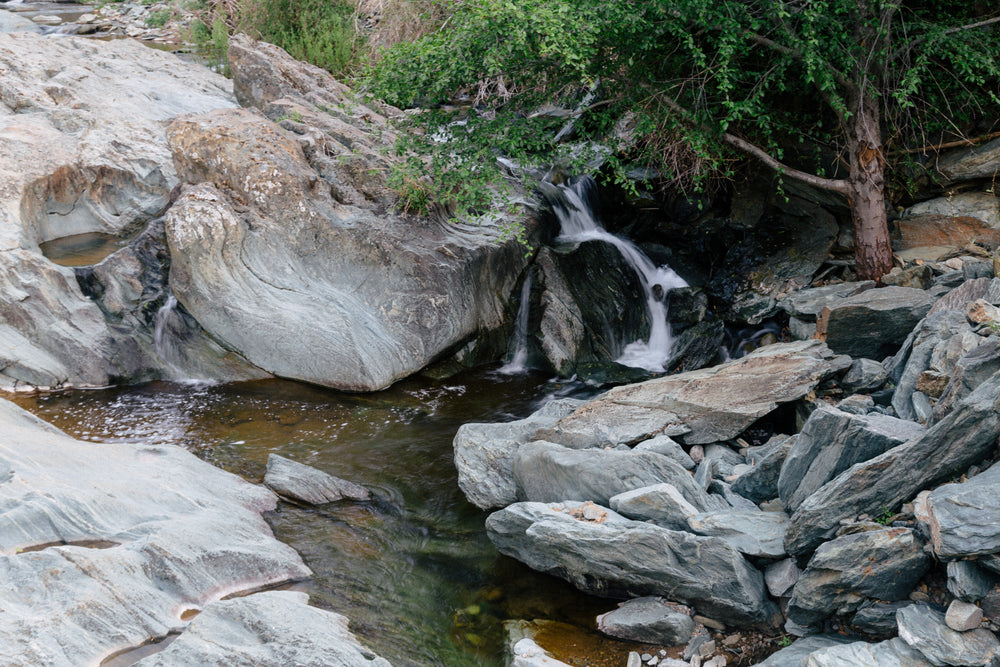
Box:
[968,298,1000,326]
[896,215,1000,254]
[916,370,951,398]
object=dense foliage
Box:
[368,0,1000,278]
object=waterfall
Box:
[498,274,532,374]
[152,293,204,382]
[552,178,687,372]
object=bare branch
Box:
[891,130,1000,155]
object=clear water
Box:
[39,231,128,267]
[10,370,624,667]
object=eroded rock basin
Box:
[9,369,659,666]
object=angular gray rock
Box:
[916,461,1000,558]
[731,434,794,503]
[453,398,584,510]
[804,637,934,667]
[787,528,931,627]
[779,281,877,322]
[486,502,780,627]
[840,358,889,393]
[534,340,846,447]
[785,371,1000,556]
[764,558,802,598]
[852,601,915,636]
[932,338,1000,423]
[777,405,924,513]
[264,454,369,504]
[0,10,42,33]
[947,560,995,602]
[633,435,695,470]
[902,192,1000,229]
[897,603,1000,666]
[686,511,789,558]
[609,484,701,530]
[754,635,858,667]
[815,286,934,359]
[946,600,984,632]
[512,440,725,510]
[132,591,390,666]
[936,138,1000,185]
[596,597,695,645]
[0,399,310,666]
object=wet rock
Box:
[787,528,931,627]
[513,441,723,510]
[754,635,858,667]
[609,484,701,530]
[804,637,934,667]
[852,601,916,636]
[666,319,725,373]
[686,511,789,558]
[916,461,1000,558]
[0,399,310,665]
[840,358,889,393]
[785,371,1000,556]
[596,597,695,645]
[948,561,995,602]
[897,603,1000,666]
[815,286,934,359]
[946,600,984,632]
[732,434,794,503]
[486,502,779,627]
[764,558,801,598]
[505,620,574,667]
[263,454,369,504]
[453,398,584,510]
[777,405,924,513]
[132,591,390,666]
[634,435,695,470]
[533,340,846,447]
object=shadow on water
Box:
[11,368,611,667]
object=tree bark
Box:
[845,97,893,281]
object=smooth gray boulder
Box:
[785,370,1000,556]
[777,405,924,513]
[486,501,779,628]
[264,453,369,504]
[947,560,995,602]
[596,597,695,645]
[840,358,889,393]
[765,558,801,598]
[754,635,857,667]
[686,511,789,558]
[0,399,310,666]
[512,440,725,510]
[731,434,794,503]
[609,484,701,530]
[533,340,846,447]
[946,600,984,632]
[133,591,390,666]
[787,528,931,627]
[916,461,1000,558]
[805,637,933,667]
[453,398,584,509]
[0,10,42,32]
[897,604,1000,666]
[815,286,934,359]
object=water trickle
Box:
[498,274,533,374]
[152,293,205,383]
[551,178,687,372]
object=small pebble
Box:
[641,654,653,662]
[627,651,642,667]
[698,639,716,657]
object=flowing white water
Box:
[152,293,209,384]
[498,274,533,374]
[552,179,687,372]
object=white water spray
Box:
[498,274,533,374]
[552,179,687,372]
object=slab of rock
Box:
[686,511,789,558]
[852,601,917,636]
[804,637,934,667]
[486,502,779,627]
[896,215,1000,256]
[815,286,934,359]
[754,634,858,667]
[841,358,889,393]
[787,528,931,627]
[609,484,701,530]
[0,10,42,33]
[897,603,1000,666]
[264,454,369,504]
[785,370,1000,556]
[731,434,794,503]
[596,597,695,645]
[936,138,1000,185]
[777,405,924,513]
[932,338,1000,423]
[0,399,310,666]
[947,560,995,602]
[132,591,390,666]
[633,435,695,470]
[764,558,802,598]
[916,461,1000,558]
[533,340,845,447]
[512,440,725,510]
[779,281,877,322]
[453,398,584,510]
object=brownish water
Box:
[11,369,635,666]
[39,232,130,267]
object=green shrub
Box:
[243,0,361,76]
[145,8,172,27]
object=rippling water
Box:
[11,369,614,666]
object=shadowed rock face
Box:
[0,398,311,666]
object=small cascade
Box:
[498,274,533,374]
[551,178,687,372]
[152,293,199,382]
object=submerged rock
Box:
[264,454,370,504]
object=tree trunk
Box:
[846,99,893,281]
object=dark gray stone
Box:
[841,358,889,393]
[785,371,1000,556]
[779,281,877,321]
[666,319,725,373]
[787,528,931,627]
[932,338,1000,423]
[947,561,995,602]
[486,501,780,628]
[918,461,1000,559]
[804,637,934,667]
[732,434,795,503]
[709,480,761,512]
[686,510,789,558]
[264,454,369,504]
[852,601,917,636]
[694,458,715,489]
[596,597,695,645]
[815,286,934,359]
[777,405,924,513]
[897,603,1000,666]
[512,440,723,510]
[703,443,744,477]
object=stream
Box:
[10,370,615,666]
